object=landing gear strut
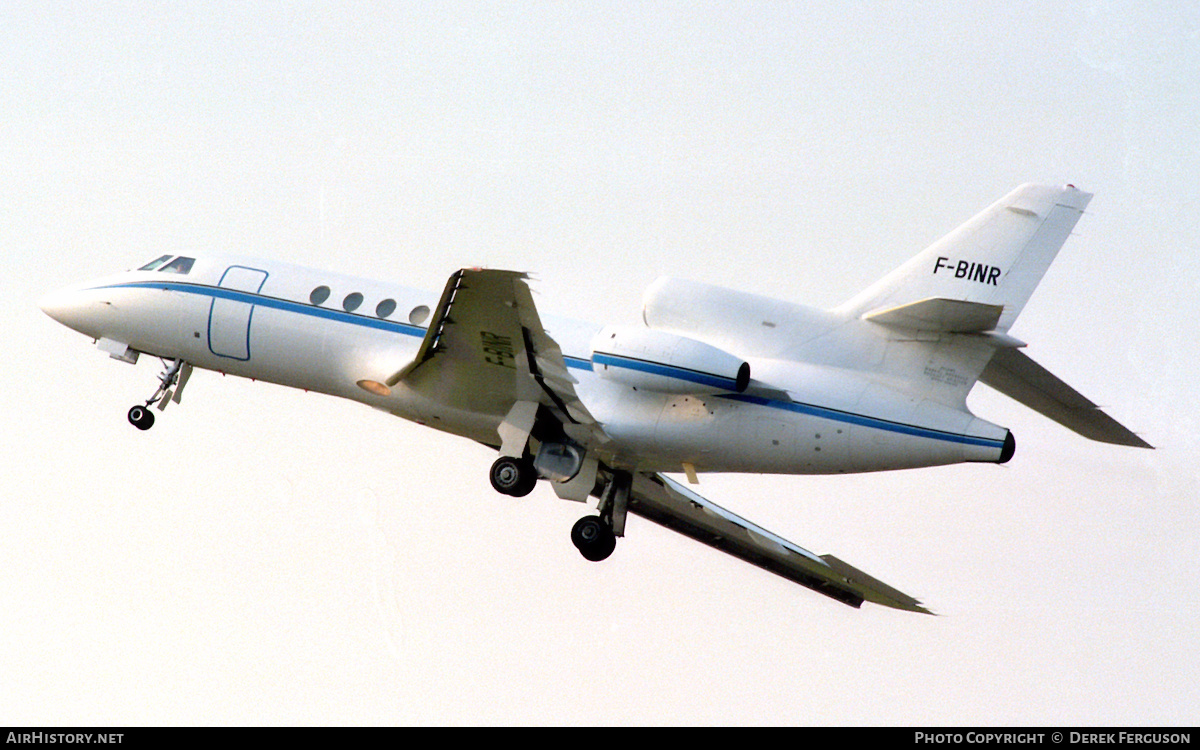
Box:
[127,358,191,431]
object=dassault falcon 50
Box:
[40,184,1151,613]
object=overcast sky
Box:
[4,1,1196,725]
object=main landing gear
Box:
[489,455,538,497]
[571,515,616,561]
[486,400,628,564]
[127,358,192,431]
[487,453,629,563]
[570,470,629,562]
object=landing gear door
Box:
[208,266,268,361]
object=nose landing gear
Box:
[127,404,155,430]
[127,358,192,430]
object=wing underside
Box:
[628,473,932,613]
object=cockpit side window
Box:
[160,256,195,275]
[139,255,174,271]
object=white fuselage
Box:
[40,254,1011,476]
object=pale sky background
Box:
[3,1,1197,725]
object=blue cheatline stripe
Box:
[97,281,428,338]
[720,393,1006,449]
[563,355,593,371]
[102,280,1001,449]
[592,351,739,391]
[587,351,998,449]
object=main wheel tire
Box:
[514,468,538,497]
[489,456,537,497]
[571,515,616,561]
[128,405,154,431]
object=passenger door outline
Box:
[208,266,269,361]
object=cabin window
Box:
[409,305,430,325]
[376,299,397,319]
[160,256,195,275]
[309,286,331,305]
[343,292,364,312]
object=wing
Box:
[627,473,932,613]
[388,268,600,437]
[979,347,1152,448]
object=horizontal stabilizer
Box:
[864,297,1004,333]
[979,348,1152,448]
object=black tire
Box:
[571,515,616,561]
[128,405,154,431]
[514,466,538,497]
[489,456,536,497]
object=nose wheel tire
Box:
[489,456,538,497]
[127,405,155,431]
[571,515,616,561]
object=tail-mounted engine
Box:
[590,325,750,395]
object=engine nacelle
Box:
[590,325,750,395]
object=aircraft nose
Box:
[38,286,92,333]
[39,288,70,322]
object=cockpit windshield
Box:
[139,255,173,271]
[138,255,195,274]
[160,256,195,274]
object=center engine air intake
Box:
[590,325,750,395]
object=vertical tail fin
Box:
[838,184,1091,332]
[827,185,1148,448]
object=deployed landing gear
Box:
[489,455,538,497]
[569,470,628,562]
[571,515,616,561]
[127,404,155,431]
[127,358,192,431]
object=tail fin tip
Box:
[839,183,1093,333]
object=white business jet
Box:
[40,184,1150,613]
